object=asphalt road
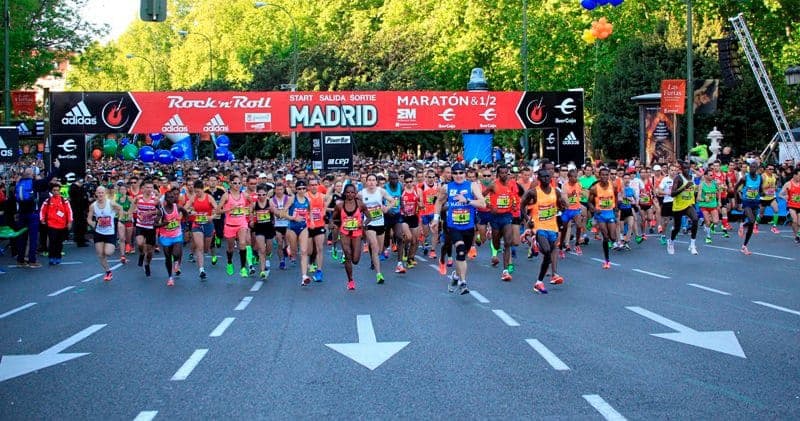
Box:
[1,227,799,420]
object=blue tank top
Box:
[288,196,309,231]
[446,180,476,230]
[385,182,402,213]
[619,186,634,210]
[741,173,761,202]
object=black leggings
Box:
[671,206,698,240]
[47,228,68,259]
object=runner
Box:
[778,167,800,243]
[131,178,159,277]
[270,182,291,269]
[484,164,517,281]
[656,165,675,244]
[115,184,134,261]
[587,167,618,269]
[216,175,251,278]
[758,164,781,234]
[419,169,440,259]
[520,168,567,293]
[734,159,763,255]
[332,183,372,290]
[668,161,699,255]
[358,174,396,284]
[696,170,726,244]
[617,173,640,250]
[559,169,585,255]
[154,188,189,286]
[432,162,485,295]
[306,176,328,282]
[286,180,313,286]
[87,186,123,282]
[185,179,217,280]
[206,174,227,260]
[250,184,275,279]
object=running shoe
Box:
[167,277,175,287]
[240,267,248,278]
[188,253,194,263]
[722,231,730,238]
[383,248,391,259]
[314,269,324,282]
[635,236,643,244]
[211,255,218,265]
[347,279,356,290]
[200,269,207,281]
[302,275,312,286]
[279,258,286,270]
[689,245,698,255]
[446,257,454,267]
[438,261,446,275]
[363,243,369,253]
[145,265,151,277]
[659,235,667,245]
[533,281,548,294]
[428,250,437,259]
[667,240,675,255]
[507,264,515,274]
[501,270,512,282]
[395,262,406,274]
[771,225,780,234]
[705,236,712,244]
[532,241,539,256]
[527,248,534,259]
[174,261,181,276]
[468,246,477,260]
[215,237,221,248]
[138,254,144,267]
[260,271,267,279]
[448,271,459,293]
[458,280,469,295]
[550,274,564,285]
[741,245,752,255]
[249,265,256,276]
[738,223,744,238]
[407,258,416,268]
[558,250,566,260]
[623,243,632,251]
[602,261,611,269]
[392,243,398,252]
[753,224,759,234]
[103,271,113,282]
[226,263,234,276]
[120,255,127,265]
[491,256,500,267]
[794,236,800,244]
[376,272,385,284]
[574,245,583,256]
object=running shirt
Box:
[446,180,476,230]
[159,204,182,239]
[134,195,158,229]
[530,186,559,232]
[564,182,582,211]
[741,173,762,202]
[420,182,438,216]
[697,180,719,208]
[385,183,402,214]
[490,179,514,214]
[271,194,290,228]
[659,177,674,203]
[400,189,420,217]
[306,191,326,229]
[762,173,777,200]
[253,201,274,228]
[339,203,364,237]
[116,193,132,222]
[360,188,386,227]
[288,196,309,231]
[93,200,116,236]
[786,180,800,208]
[639,181,653,207]
[619,186,635,210]
[225,192,249,226]
[672,175,695,212]
[191,193,213,225]
[578,175,596,203]
[595,183,616,211]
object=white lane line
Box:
[415,254,427,262]
[0,302,37,319]
[81,273,103,283]
[47,286,75,297]
[591,258,620,267]
[583,394,627,421]
[234,296,253,311]
[687,283,731,296]
[693,243,795,261]
[250,281,264,292]
[209,317,236,337]
[752,301,800,317]
[632,269,670,279]
[492,309,520,327]
[429,264,440,272]
[171,349,209,381]
[469,290,490,303]
[133,411,158,421]
[525,339,570,371]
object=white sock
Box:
[690,239,696,247]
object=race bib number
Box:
[343,217,360,231]
[497,195,510,208]
[426,195,436,205]
[599,197,613,209]
[368,206,382,219]
[791,194,800,203]
[451,208,471,225]
[745,188,758,200]
[703,193,716,203]
[538,205,556,221]
[256,211,271,223]
[580,190,589,201]
[765,187,776,196]
[98,216,112,228]
[568,194,578,205]
[166,220,180,230]
[195,214,209,223]
[640,194,651,204]
[310,208,323,222]
[231,207,246,216]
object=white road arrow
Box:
[325,315,409,370]
[626,307,745,358]
[0,324,107,382]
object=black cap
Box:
[451,162,466,172]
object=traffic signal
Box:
[140,0,167,22]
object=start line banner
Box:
[50,91,583,135]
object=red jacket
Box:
[40,195,73,229]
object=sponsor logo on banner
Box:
[438,108,456,122]
[245,113,272,130]
[0,128,19,162]
[546,132,556,144]
[526,98,547,125]
[479,108,497,121]
[562,131,579,146]
[327,158,350,166]
[0,136,10,156]
[166,95,272,109]
[49,134,86,178]
[554,117,577,124]
[203,114,230,132]
[101,97,133,129]
[62,101,97,126]
[290,104,377,129]
[555,98,577,115]
[324,136,351,145]
[57,138,78,153]
[162,114,189,133]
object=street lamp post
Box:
[177,30,214,85]
[685,0,694,159]
[254,1,298,160]
[3,0,10,125]
[125,53,157,91]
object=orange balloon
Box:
[92,149,102,160]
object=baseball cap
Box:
[285,174,294,181]
[652,165,662,171]
[451,162,466,172]
[258,172,268,178]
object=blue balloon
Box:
[36,153,43,160]
[139,146,156,163]
[156,149,174,164]
[170,144,185,160]
[226,151,235,162]
[581,0,597,10]
[610,0,623,5]
[215,147,229,162]
[596,0,610,5]
[216,134,230,149]
[120,137,129,147]
[150,133,164,142]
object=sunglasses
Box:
[453,171,465,175]
[257,193,268,196]
[297,187,307,190]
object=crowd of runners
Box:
[4,154,800,292]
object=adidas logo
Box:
[203,113,230,133]
[61,101,97,125]
[17,123,29,134]
[0,135,7,149]
[0,135,12,157]
[562,131,579,146]
[162,114,189,133]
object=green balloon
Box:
[103,139,118,157]
[122,143,138,160]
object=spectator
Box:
[14,167,41,267]
[69,178,90,247]
[40,182,73,265]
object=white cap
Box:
[653,164,662,171]
[258,172,268,178]
[285,174,294,181]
